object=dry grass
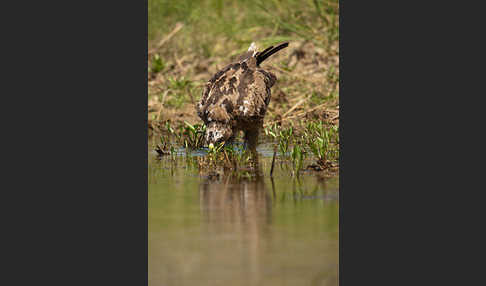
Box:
[148,39,338,133]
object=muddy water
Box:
[148,144,339,286]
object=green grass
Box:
[264,120,339,169]
[163,77,194,108]
[149,0,339,56]
[150,54,166,74]
[156,119,338,176]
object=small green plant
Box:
[165,94,186,109]
[156,134,176,160]
[182,121,206,149]
[165,77,194,108]
[162,120,208,150]
[264,123,279,140]
[278,126,293,155]
[303,121,339,166]
[264,124,294,155]
[168,76,192,91]
[150,54,165,74]
[291,144,305,176]
[165,121,176,138]
[308,136,326,162]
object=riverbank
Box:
[148,0,339,172]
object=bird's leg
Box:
[244,128,259,152]
[244,128,260,164]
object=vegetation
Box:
[156,120,338,177]
[148,0,338,52]
[149,0,339,176]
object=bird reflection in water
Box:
[198,158,273,285]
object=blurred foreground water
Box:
[149,144,338,286]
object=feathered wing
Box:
[232,69,277,120]
[196,63,235,122]
[197,42,288,124]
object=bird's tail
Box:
[256,42,289,66]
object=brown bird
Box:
[196,42,289,152]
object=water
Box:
[149,145,339,286]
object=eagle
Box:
[196,42,289,152]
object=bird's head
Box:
[206,122,232,148]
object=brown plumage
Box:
[196,42,289,151]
